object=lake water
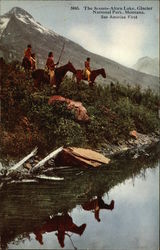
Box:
[0,145,159,250]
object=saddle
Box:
[44,66,57,75]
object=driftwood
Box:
[36,175,64,181]
[7,147,38,175]
[0,146,111,187]
[0,162,3,172]
[8,179,38,184]
[31,147,63,173]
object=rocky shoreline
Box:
[100,131,160,159]
[0,131,159,187]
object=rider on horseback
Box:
[23,44,32,69]
[45,52,59,86]
[84,57,91,83]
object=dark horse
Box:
[32,61,77,91]
[22,53,36,71]
[74,68,106,86]
[22,57,31,71]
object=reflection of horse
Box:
[74,68,106,86]
[82,197,114,222]
[32,61,77,91]
[33,213,86,248]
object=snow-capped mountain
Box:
[0,7,58,37]
[133,57,159,77]
[0,7,61,64]
[0,7,159,91]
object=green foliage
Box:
[1,61,159,156]
[51,118,87,147]
[131,105,159,133]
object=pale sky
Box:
[0,0,159,67]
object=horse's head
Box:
[67,61,77,74]
[101,68,106,78]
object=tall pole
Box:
[57,41,65,64]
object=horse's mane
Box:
[91,68,105,73]
[56,62,69,71]
[56,61,75,70]
[56,62,76,76]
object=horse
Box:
[55,61,77,91]
[22,57,31,71]
[32,61,77,91]
[74,68,106,86]
[22,53,36,72]
[32,69,50,88]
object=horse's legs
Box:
[76,78,80,85]
[89,81,94,88]
[55,79,60,93]
[55,83,59,93]
[89,74,95,87]
[34,79,39,89]
[72,74,75,82]
[76,71,82,85]
[76,74,82,87]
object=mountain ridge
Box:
[132,56,159,77]
[0,7,159,91]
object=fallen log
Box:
[3,146,110,185]
[0,162,3,172]
[36,175,64,181]
[8,179,39,184]
[7,147,38,175]
[31,147,63,173]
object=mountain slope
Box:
[132,56,159,77]
[0,7,159,91]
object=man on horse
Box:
[84,57,91,83]
[45,52,59,86]
[22,44,32,70]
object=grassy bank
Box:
[1,61,159,157]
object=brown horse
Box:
[32,69,50,88]
[55,61,77,91]
[32,61,77,91]
[75,68,106,86]
[22,57,31,71]
[22,54,36,72]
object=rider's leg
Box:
[86,69,91,82]
[49,70,55,86]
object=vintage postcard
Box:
[0,0,159,249]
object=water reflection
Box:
[33,213,86,248]
[0,143,159,249]
[82,197,114,222]
[33,197,115,248]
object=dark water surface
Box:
[0,145,159,250]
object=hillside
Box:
[132,56,159,76]
[1,60,159,157]
[0,7,159,91]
